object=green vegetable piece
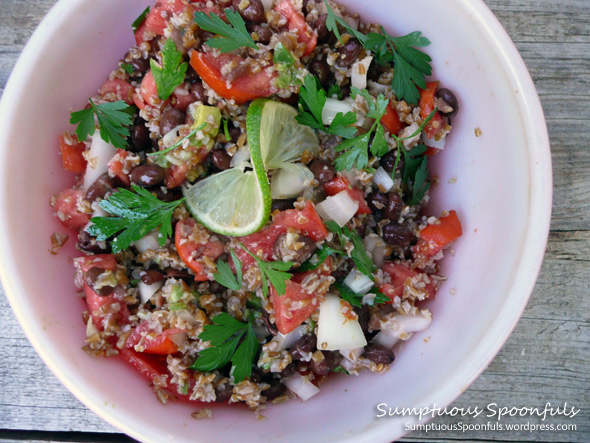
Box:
[194,8,257,52]
[150,39,187,100]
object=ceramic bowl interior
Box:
[0,0,551,441]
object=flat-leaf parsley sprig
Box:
[324,221,376,277]
[70,99,134,150]
[191,312,259,383]
[194,8,257,52]
[214,250,243,291]
[88,185,185,253]
[324,0,432,104]
[150,39,188,100]
[238,243,293,297]
[147,122,207,166]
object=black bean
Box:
[316,14,329,42]
[436,88,459,118]
[211,148,232,171]
[310,58,330,86]
[357,305,370,334]
[129,120,152,152]
[215,382,233,403]
[159,106,185,136]
[336,39,361,68]
[209,281,225,294]
[261,310,278,336]
[310,159,335,184]
[129,164,165,187]
[190,80,207,102]
[128,57,150,79]
[85,173,118,203]
[185,65,200,84]
[363,344,395,365]
[382,222,413,247]
[228,127,241,143]
[311,351,342,375]
[380,150,397,173]
[383,192,403,221]
[165,268,195,282]
[273,233,316,264]
[263,380,286,400]
[281,362,297,378]
[232,0,264,23]
[84,267,115,296]
[77,231,110,254]
[248,23,272,44]
[296,334,316,354]
[250,368,263,383]
[271,199,296,212]
[150,187,183,203]
[141,270,165,285]
[367,191,388,212]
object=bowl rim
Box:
[0,0,552,441]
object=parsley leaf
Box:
[87,185,184,253]
[194,8,257,52]
[334,280,388,307]
[147,122,206,165]
[409,154,430,205]
[239,243,293,297]
[274,43,303,88]
[296,74,358,139]
[70,99,134,150]
[121,63,134,75]
[298,245,343,272]
[325,222,375,277]
[150,39,187,100]
[132,6,150,34]
[333,365,350,375]
[324,0,367,45]
[327,83,343,99]
[214,250,243,291]
[191,313,259,383]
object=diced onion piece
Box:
[260,0,274,10]
[138,280,163,305]
[343,269,373,295]
[285,373,320,401]
[351,56,373,90]
[161,124,184,146]
[169,331,188,348]
[321,98,355,126]
[363,233,388,267]
[339,347,364,361]
[274,325,306,351]
[317,294,367,351]
[86,317,99,337]
[401,122,421,149]
[422,131,447,150]
[83,131,117,191]
[133,230,160,254]
[373,311,432,348]
[230,147,251,168]
[316,191,359,227]
[373,166,394,192]
[271,163,313,199]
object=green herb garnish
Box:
[132,6,150,34]
[147,122,206,165]
[88,185,184,253]
[333,365,350,375]
[325,221,375,277]
[274,43,304,88]
[194,8,257,52]
[191,312,259,383]
[70,99,134,150]
[334,280,389,307]
[239,243,293,297]
[298,245,343,272]
[150,39,187,100]
[214,250,243,291]
[121,63,134,76]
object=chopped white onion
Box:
[83,131,117,191]
[373,311,432,348]
[339,347,364,361]
[271,163,313,199]
[161,124,184,146]
[274,325,306,351]
[373,166,394,192]
[316,191,359,227]
[317,294,367,351]
[169,331,188,348]
[86,317,99,337]
[260,0,274,11]
[321,98,355,125]
[133,230,160,254]
[401,122,421,149]
[351,56,373,90]
[422,131,447,150]
[343,269,374,295]
[230,147,251,168]
[138,280,163,305]
[285,373,320,401]
[363,233,388,268]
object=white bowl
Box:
[0,0,551,441]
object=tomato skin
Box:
[99,78,134,105]
[59,134,86,173]
[274,0,317,56]
[136,0,190,44]
[108,150,132,186]
[126,321,184,355]
[53,189,91,230]
[414,210,462,260]
[189,51,276,105]
[420,82,444,139]
[379,262,438,302]
[323,176,371,215]
[76,254,118,273]
[175,218,224,280]
[139,70,159,107]
[380,104,405,136]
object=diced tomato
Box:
[380,104,405,136]
[119,348,200,402]
[140,70,159,106]
[126,321,185,355]
[414,210,462,260]
[189,51,277,105]
[175,218,224,280]
[420,82,444,139]
[75,253,118,273]
[271,259,331,334]
[379,262,438,302]
[323,175,371,215]
[59,134,86,173]
[425,146,439,156]
[273,201,329,242]
[53,188,91,230]
[172,86,196,111]
[108,150,132,186]
[136,0,191,44]
[99,78,134,105]
[165,163,188,188]
[274,0,317,56]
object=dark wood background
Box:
[1,0,588,441]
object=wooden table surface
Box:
[1,1,589,442]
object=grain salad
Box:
[52,0,463,413]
